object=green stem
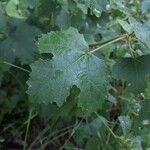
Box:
[95,112,118,139]
[2,61,30,73]
[23,108,33,150]
[103,120,118,150]
[88,33,132,54]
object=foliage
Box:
[0,0,150,149]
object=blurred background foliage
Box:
[0,0,150,149]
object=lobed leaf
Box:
[27,28,108,113]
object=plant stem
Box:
[103,120,118,150]
[59,120,82,150]
[23,108,33,150]
[95,112,118,139]
[29,125,75,150]
[41,130,72,150]
[2,61,30,73]
[88,33,132,54]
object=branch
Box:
[88,33,132,54]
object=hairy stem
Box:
[88,33,132,54]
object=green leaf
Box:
[111,0,129,15]
[132,136,143,150]
[142,0,150,14]
[74,0,108,17]
[6,0,27,19]
[132,100,150,146]
[55,9,71,29]
[27,28,108,113]
[132,21,150,50]
[38,27,88,54]
[74,117,106,145]
[118,115,132,137]
[112,55,150,94]
[118,19,132,33]
[5,0,36,19]
[0,22,41,63]
[89,0,108,17]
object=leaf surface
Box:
[0,22,40,63]
[133,21,150,50]
[113,55,150,93]
[27,28,108,112]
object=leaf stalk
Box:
[88,33,132,54]
[2,61,30,73]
